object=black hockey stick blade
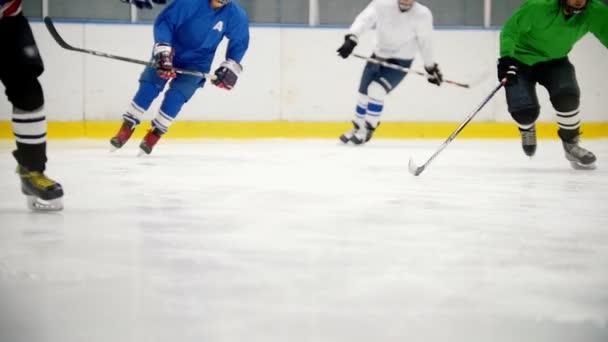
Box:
[43,17,214,79]
[408,158,425,176]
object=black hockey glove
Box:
[497,56,519,86]
[120,0,167,10]
[424,63,443,86]
[337,34,358,59]
[212,59,242,90]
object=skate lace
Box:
[346,127,358,135]
[116,124,134,142]
[30,172,56,189]
[144,130,161,147]
[521,129,536,145]
[565,143,590,158]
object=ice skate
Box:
[138,128,164,156]
[350,121,379,145]
[339,121,361,144]
[16,165,63,211]
[110,120,135,151]
[519,125,536,157]
[562,136,596,170]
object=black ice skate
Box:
[138,128,164,155]
[110,120,135,150]
[339,120,361,143]
[16,165,64,211]
[519,125,537,157]
[351,121,379,145]
[561,135,596,170]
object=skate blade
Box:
[569,161,597,170]
[137,149,149,157]
[26,196,63,211]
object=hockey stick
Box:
[353,53,470,88]
[407,79,506,176]
[43,17,215,80]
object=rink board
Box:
[0,121,607,139]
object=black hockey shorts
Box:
[0,13,45,87]
[505,57,580,114]
[358,55,413,94]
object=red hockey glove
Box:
[153,43,176,80]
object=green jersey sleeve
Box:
[588,1,608,48]
[499,1,535,58]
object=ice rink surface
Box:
[1,138,607,342]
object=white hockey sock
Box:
[354,93,369,124]
[151,110,174,134]
[12,107,47,144]
[517,123,535,130]
[123,102,145,126]
[556,108,581,131]
[366,98,383,128]
[366,82,386,128]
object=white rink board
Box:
[0,23,606,123]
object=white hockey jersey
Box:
[348,0,435,67]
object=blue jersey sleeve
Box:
[153,0,199,45]
[224,5,250,63]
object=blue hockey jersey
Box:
[154,0,249,71]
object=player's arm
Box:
[120,0,167,10]
[213,8,250,90]
[149,0,199,79]
[153,0,198,45]
[415,9,442,86]
[499,2,533,58]
[337,1,378,58]
[497,1,533,85]
[589,1,608,49]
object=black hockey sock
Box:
[13,142,47,172]
[557,127,580,142]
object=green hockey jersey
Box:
[500,0,608,65]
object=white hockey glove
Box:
[212,59,242,90]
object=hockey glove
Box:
[120,0,167,10]
[153,43,176,80]
[337,34,358,59]
[497,56,519,86]
[424,63,443,86]
[212,59,242,90]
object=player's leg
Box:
[340,60,380,143]
[339,93,368,143]
[351,58,412,145]
[540,58,595,169]
[139,73,204,154]
[1,14,63,210]
[110,67,167,149]
[505,64,540,157]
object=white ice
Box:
[1,138,607,342]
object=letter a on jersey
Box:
[213,21,224,32]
